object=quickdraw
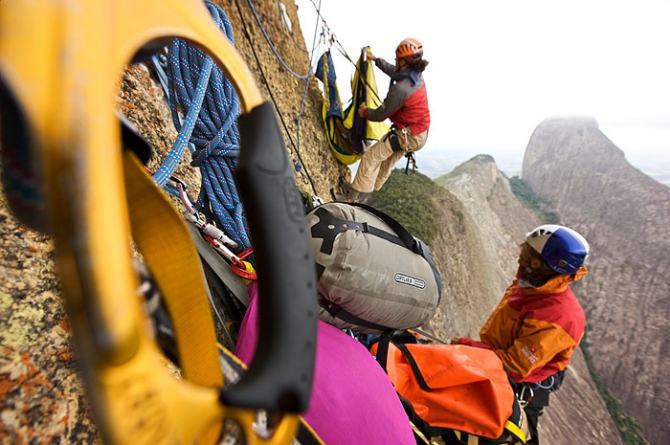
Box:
[145,166,259,281]
[178,180,258,281]
[176,176,258,280]
[405,152,418,175]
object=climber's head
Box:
[524,225,590,275]
[396,38,423,63]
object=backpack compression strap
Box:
[310,206,409,256]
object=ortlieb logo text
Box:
[394,273,426,289]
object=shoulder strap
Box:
[311,206,407,255]
[394,343,432,391]
[318,296,394,333]
[351,202,424,256]
[375,330,420,371]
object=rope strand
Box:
[163,1,251,250]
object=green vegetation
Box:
[455,209,464,225]
[369,169,442,245]
[581,327,650,445]
[509,176,561,224]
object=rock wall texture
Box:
[523,116,670,445]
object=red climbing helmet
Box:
[396,38,423,63]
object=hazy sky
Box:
[293,0,670,180]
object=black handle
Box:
[219,102,317,413]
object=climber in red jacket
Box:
[454,224,590,445]
[344,38,430,202]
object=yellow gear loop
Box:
[0,1,304,444]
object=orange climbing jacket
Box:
[458,267,587,383]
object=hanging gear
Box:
[315,47,389,165]
[405,152,417,175]
[374,336,529,445]
[306,202,441,334]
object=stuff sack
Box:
[380,341,526,443]
[306,202,441,334]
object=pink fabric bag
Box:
[235,282,415,445]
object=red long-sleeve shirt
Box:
[458,267,587,383]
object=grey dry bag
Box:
[306,202,441,334]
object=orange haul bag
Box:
[380,341,523,441]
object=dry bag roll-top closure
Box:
[306,202,441,334]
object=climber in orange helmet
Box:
[344,38,431,202]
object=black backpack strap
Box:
[395,343,431,391]
[397,394,433,445]
[310,206,407,255]
[443,431,470,445]
[374,330,395,371]
[318,296,394,333]
[350,202,422,255]
[375,330,420,371]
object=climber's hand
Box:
[358,103,368,118]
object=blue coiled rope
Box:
[158,1,251,251]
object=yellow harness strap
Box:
[124,151,221,388]
[504,419,527,444]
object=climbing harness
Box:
[515,370,565,407]
[0,1,317,444]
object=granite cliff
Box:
[523,116,670,445]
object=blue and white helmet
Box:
[525,225,590,275]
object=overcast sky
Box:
[293,0,670,181]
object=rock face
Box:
[437,154,540,298]
[523,116,670,445]
[436,154,624,445]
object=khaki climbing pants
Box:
[351,127,429,194]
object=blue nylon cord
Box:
[160,1,251,250]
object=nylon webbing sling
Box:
[124,151,222,386]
